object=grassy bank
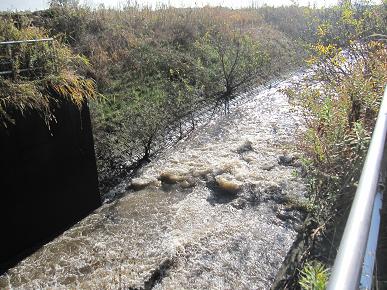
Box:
[21,4,315,192]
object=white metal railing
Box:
[0,38,56,77]
[0,38,53,45]
[327,85,387,290]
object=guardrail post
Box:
[6,44,15,80]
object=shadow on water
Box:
[160,182,176,192]
[205,180,239,205]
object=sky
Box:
[0,0,343,11]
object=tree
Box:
[307,0,386,84]
[195,27,270,114]
[121,83,169,162]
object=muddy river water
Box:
[0,72,308,289]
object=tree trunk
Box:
[191,114,195,130]
[179,121,183,140]
[143,138,152,162]
[223,94,230,115]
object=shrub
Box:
[283,2,387,286]
[299,261,329,290]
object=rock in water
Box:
[215,174,243,192]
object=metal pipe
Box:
[360,189,384,290]
[0,38,53,45]
[0,67,44,75]
[327,85,387,290]
[0,38,55,76]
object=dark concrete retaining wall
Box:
[0,97,101,274]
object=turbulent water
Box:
[0,72,308,289]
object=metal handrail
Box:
[327,85,387,290]
[0,38,53,45]
[0,38,57,77]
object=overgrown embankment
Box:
[273,1,386,288]
[2,5,319,194]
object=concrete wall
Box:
[0,98,101,273]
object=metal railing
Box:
[327,85,387,290]
[0,38,56,78]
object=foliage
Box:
[0,19,95,128]
[49,0,80,8]
[4,2,384,195]
[27,4,306,191]
[306,0,386,83]
[299,261,329,290]
[0,78,51,126]
[301,46,386,227]
[283,1,387,285]
[194,26,270,112]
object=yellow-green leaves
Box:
[299,261,330,290]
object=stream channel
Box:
[0,71,309,289]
